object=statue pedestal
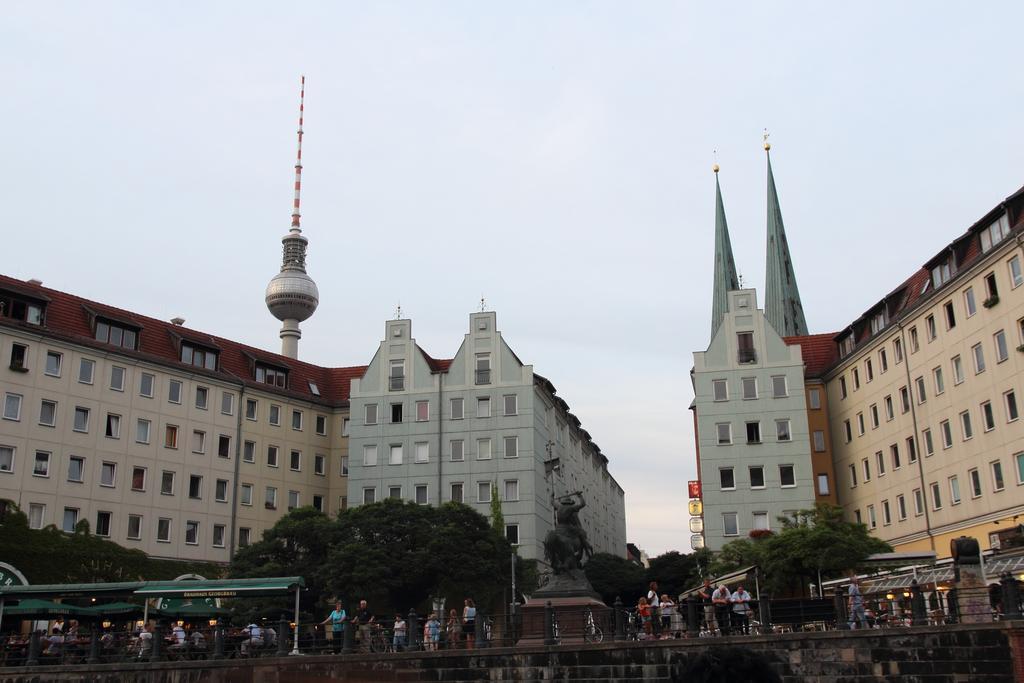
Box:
[517,596,609,646]
[956,567,992,624]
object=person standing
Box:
[646,582,661,635]
[445,609,460,649]
[355,600,375,652]
[320,600,347,653]
[730,585,753,635]
[660,594,680,638]
[698,579,716,635]
[393,614,407,652]
[462,599,477,650]
[848,577,869,629]
[712,584,732,636]
[424,612,441,651]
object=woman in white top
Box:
[462,599,477,650]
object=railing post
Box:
[150,623,164,661]
[543,601,555,646]
[88,627,101,664]
[1001,573,1022,619]
[834,588,849,629]
[213,619,225,659]
[278,616,290,656]
[26,629,40,666]
[651,602,662,638]
[910,580,927,625]
[758,592,772,633]
[947,588,960,623]
[342,615,355,654]
[685,596,699,637]
[406,608,419,651]
[613,597,625,641]
[474,608,485,648]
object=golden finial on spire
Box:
[712,149,719,173]
[763,128,771,151]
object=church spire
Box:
[711,163,740,339]
[763,136,808,337]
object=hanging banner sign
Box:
[687,481,702,499]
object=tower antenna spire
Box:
[290,75,305,234]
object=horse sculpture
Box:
[543,492,594,576]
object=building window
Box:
[867,504,877,529]
[909,327,919,353]
[843,420,852,443]
[412,401,429,422]
[869,404,879,428]
[938,420,952,449]
[504,395,518,416]
[214,478,228,503]
[896,495,907,521]
[215,434,230,458]
[340,455,348,476]
[241,483,253,506]
[389,444,403,465]
[848,463,857,487]
[719,467,735,490]
[913,488,924,516]
[891,443,901,470]
[9,343,27,371]
[0,445,12,473]
[212,524,226,548]
[98,461,116,487]
[992,460,1005,491]
[776,419,791,442]
[389,402,404,424]
[342,418,350,436]
[363,445,378,466]
[812,430,825,452]
[414,442,429,464]
[157,518,172,542]
[505,524,520,545]
[981,401,996,432]
[245,399,257,421]
[364,403,378,425]
[67,455,84,482]
[881,500,891,526]
[474,397,491,418]
[1010,256,1024,288]
[865,359,874,382]
[772,376,787,398]
[44,351,62,377]
[160,471,175,495]
[267,445,279,467]
[857,412,865,435]
[191,430,206,454]
[292,410,303,430]
[943,302,956,330]
[817,474,830,496]
[475,354,491,385]
[477,482,492,503]
[167,379,182,404]
[185,520,200,545]
[717,423,732,445]
[269,404,281,425]
[135,418,151,444]
[105,413,121,439]
[188,474,202,499]
[255,363,288,388]
[451,482,464,504]
[450,439,466,462]
[131,466,146,491]
[415,484,429,505]
[450,398,464,420]
[288,490,300,510]
[221,392,234,416]
[742,377,757,400]
[915,377,927,404]
[389,359,405,391]
[477,438,492,460]
[899,386,910,414]
[737,332,756,364]
[853,367,861,390]
[314,453,326,475]
[839,377,848,399]
[69,406,88,432]
[746,422,761,444]
[503,436,518,458]
[290,450,301,471]
[1006,390,1019,422]
[749,466,765,489]
[265,486,278,509]
[884,395,894,421]
[238,527,251,547]
[879,348,888,373]
[960,411,973,441]
[972,343,986,374]
[94,319,138,349]
[907,436,918,463]
[933,367,944,395]
[862,458,871,482]
[127,514,143,540]
[808,388,821,409]
[78,358,95,384]
[62,507,79,533]
[875,450,886,477]
[195,386,208,410]
[969,468,982,498]
[712,380,728,401]
[779,465,795,488]
[949,476,961,505]
[164,424,179,449]
[723,512,739,536]
[752,512,769,531]
[313,495,324,512]
[995,330,1009,363]
[38,400,56,427]
[894,338,904,363]
[930,482,942,510]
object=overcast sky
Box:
[2,2,1022,557]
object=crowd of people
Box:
[317,597,481,653]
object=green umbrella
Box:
[81,602,146,618]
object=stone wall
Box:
[2,622,1019,683]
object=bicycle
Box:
[583,607,603,644]
[367,625,392,653]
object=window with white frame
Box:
[63,507,79,533]
[265,486,278,508]
[363,444,378,466]
[992,460,1005,491]
[221,392,234,415]
[78,358,95,384]
[389,444,403,465]
[105,413,120,439]
[505,524,520,545]
[722,512,739,536]
[44,351,61,377]
[712,380,728,401]
[808,388,821,409]
[415,484,428,505]
[930,482,942,510]
[1006,390,1020,422]
[110,366,125,391]
[749,465,765,489]
[157,518,171,542]
[67,455,84,482]
[949,475,961,505]
[269,404,281,425]
[973,343,986,374]
[742,377,757,399]
[0,445,12,473]
[93,511,111,536]
[131,466,146,491]
[504,479,519,501]
[416,401,429,422]
[719,467,735,490]
[964,287,977,317]
[981,401,995,432]
[240,483,253,506]
[716,423,732,445]
[136,418,151,444]
[450,482,464,503]
[776,419,791,442]
[504,395,518,416]
[364,403,378,425]
[848,464,857,487]
[960,411,973,440]
[215,478,228,502]
[875,451,886,476]
[450,398,464,420]
[33,451,50,477]
[813,430,825,452]
[817,474,830,496]
[195,385,208,409]
[939,420,952,448]
[245,399,257,421]
[477,482,492,503]
[38,400,56,427]
[995,330,1009,363]
[891,443,901,470]
[290,450,301,471]
[915,377,927,404]
[127,514,142,540]
[913,488,924,516]
[778,465,794,488]
[451,439,466,461]
[867,504,877,529]
[772,376,787,398]
[477,438,491,460]
[1010,255,1024,288]
[933,367,944,395]
[476,396,491,417]
[160,470,174,495]
[185,520,200,545]
[414,442,429,464]
[503,436,518,458]
[896,495,907,521]
[288,490,300,510]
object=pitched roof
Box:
[0,273,366,407]
[783,333,840,378]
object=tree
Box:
[490,482,505,537]
[646,551,703,597]
[584,552,647,605]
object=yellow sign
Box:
[688,500,703,516]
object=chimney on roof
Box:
[170,317,185,326]
[27,279,42,286]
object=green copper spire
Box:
[711,165,740,338]
[764,142,808,337]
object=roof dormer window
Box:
[980,213,1010,253]
[931,260,953,289]
[869,310,888,335]
[255,363,287,388]
[94,318,138,349]
[0,291,45,326]
[180,342,218,371]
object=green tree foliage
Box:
[489,482,504,537]
[0,501,219,584]
[645,551,704,597]
[710,504,891,596]
[229,500,532,620]
[583,552,647,606]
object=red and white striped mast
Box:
[290,75,305,235]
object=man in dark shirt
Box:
[355,600,375,651]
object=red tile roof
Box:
[0,273,368,408]
[784,333,840,378]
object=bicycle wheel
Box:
[584,625,603,644]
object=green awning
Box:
[133,577,304,599]
[81,602,146,617]
[2,599,91,618]
[154,603,229,618]
[0,581,144,600]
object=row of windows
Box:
[853,455,1020,529]
[715,419,793,445]
[9,345,333,434]
[711,376,796,402]
[720,510,786,537]
[718,464,799,490]
[239,442,327,474]
[838,258,1023,394]
[359,479,521,506]
[363,395,517,425]
[357,436,519,466]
